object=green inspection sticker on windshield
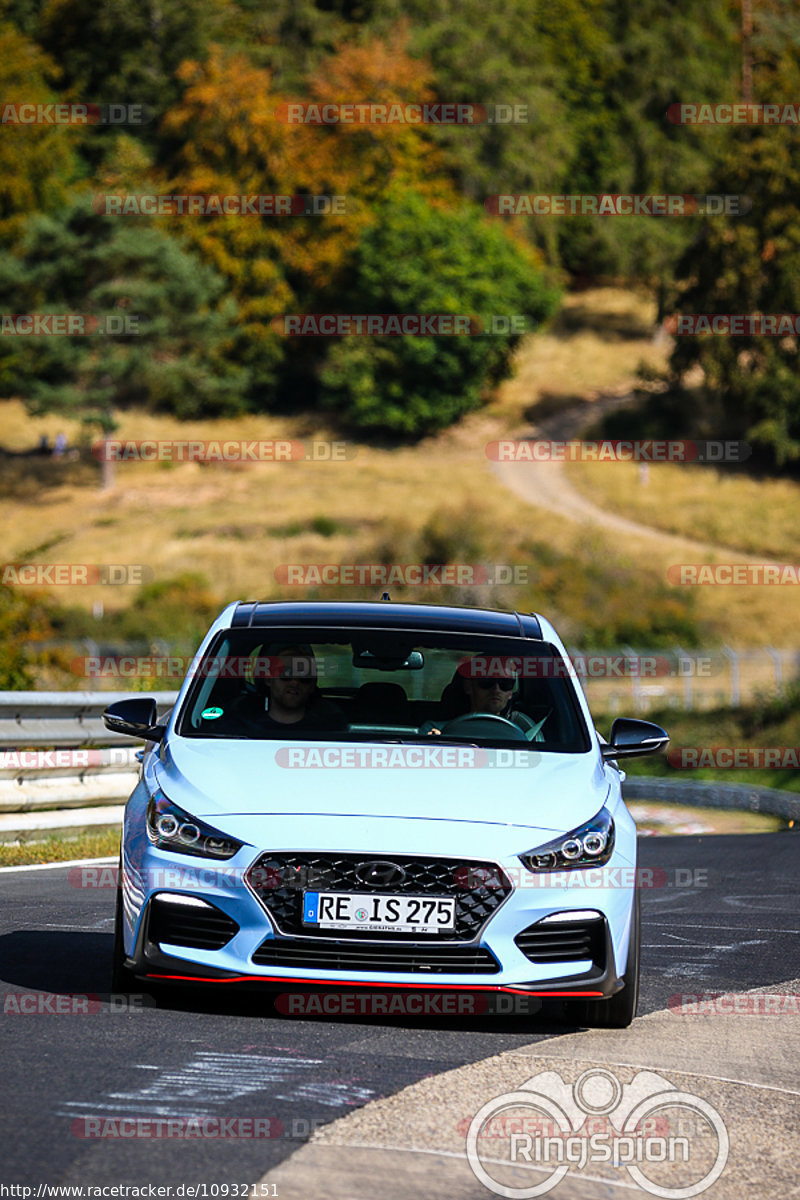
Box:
[201,706,224,720]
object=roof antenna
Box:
[381,592,391,601]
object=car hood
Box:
[154,736,610,835]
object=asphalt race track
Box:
[1,831,798,1195]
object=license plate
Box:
[303,891,456,933]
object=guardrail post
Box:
[722,645,740,707]
[674,645,693,711]
[765,646,783,695]
[621,645,642,712]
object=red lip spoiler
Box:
[146,972,604,996]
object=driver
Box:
[424,653,543,738]
[460,661,518,718]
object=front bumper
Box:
[121,850,632,1001]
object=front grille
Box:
[245,853,512,940]
[148,896,240,951]
[515,918,606,968]
[252,936,500,974]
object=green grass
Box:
[0,829,120,868]
[619,698,800,795]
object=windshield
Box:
[176,626,590,752]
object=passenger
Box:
[260,645,347,733]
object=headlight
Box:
[519,807,615,872]
[146,790,243,860]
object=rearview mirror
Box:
[103,698,166,742]
[352,649,424,671]
[600,717,669,761]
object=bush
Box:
[317,188,560,437]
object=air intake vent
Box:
[148,896,239,951]
[514,917,606,968]
[252,937,500,974]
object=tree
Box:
[158,32,456,399]
[0,585,55,689]
[0,200,249,422]
[0,24,83,245]
[666,4,800,468]
[315,187,560,436]
[36,0,233,129]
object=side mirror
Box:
[601,717,669,761]
[103,698,166,742]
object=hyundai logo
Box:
[355,860,407,888]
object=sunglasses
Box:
[277,672,316,683]
[473,677,516,691]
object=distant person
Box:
[37,435,50,455]
[52,432,67,458]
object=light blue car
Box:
[104,600,668,1028]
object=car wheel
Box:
[561,890,641,1029]
[111,864,138,994]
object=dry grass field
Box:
[2,287,798,646]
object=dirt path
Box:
[489,395,775,563]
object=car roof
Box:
[229,600,543,640]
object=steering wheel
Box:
[438,712,528,741]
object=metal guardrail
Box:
[0,693,177,822]
[623,777,800,822]
[0,691,178,749]
[0,691,796,839]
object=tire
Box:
[561,889,641,1029]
